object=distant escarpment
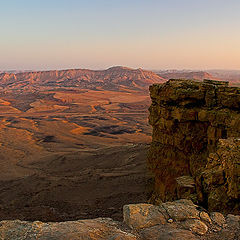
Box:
[155,70,218,81]
[0,66,165,92]
[148,79,240,214]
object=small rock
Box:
[210,212,226,227]
[181,219,208,235]
[162,201,200,221]
[108,207,115,210]
[212,227,221,232]
[226,214,240,228]
[226,214,240,222]
[199,211,212,224]
[175,199,196,206]
[176,176,196,200]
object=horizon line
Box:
[1,66,240,74]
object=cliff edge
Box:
[148,79,240,214]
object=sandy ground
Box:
[0,143,150,222]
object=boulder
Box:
[140,225,198,240]
[210,212,226,227]
[176,176,196,201]
[123,203,167,229]
[199,211,212,224]
[180,219,208,235]
[162,200,200,221]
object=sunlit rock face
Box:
[148,79,240,213]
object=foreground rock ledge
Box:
[1,200,239,240]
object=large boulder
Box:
[123,200,240,239]
[123,200,208,235]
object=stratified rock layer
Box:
[148,79,240,213]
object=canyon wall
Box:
[148,79,240,213]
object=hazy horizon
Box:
[1,0,240,70]
[1,66,240,73]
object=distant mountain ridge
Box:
[208,70,240,86]
[0,66,165,92]
[2,66,236,92]
[154,70,219,81]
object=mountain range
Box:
[2,66,236,92]
[0,66,165,92]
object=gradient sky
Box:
[1,0,240,70]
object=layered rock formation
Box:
[148,79,240,213]
[1,200,239,239]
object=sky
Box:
[0,0,240,71]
